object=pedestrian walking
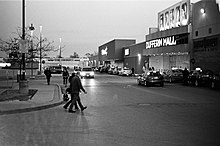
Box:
[44,67,52,85]
[62,67,69,87]
[65,72,79,110]
[63,72,87,113]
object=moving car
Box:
[118,67,132,76]
[137,71,164,87]
[80,67,94,78]
[163,68,183,83]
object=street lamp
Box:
[200,8,205,14]
[39,25,42,75]
[59,37,62,58]
[21,0,26,80]
[29,23,35,79]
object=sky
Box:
[0,0,199,58]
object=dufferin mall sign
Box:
[146,36,176,49]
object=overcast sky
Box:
[0,0,199,57]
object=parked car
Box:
[187,68,218,88]
[137,71,164,87]
[118,67,132,76]
[49,65,62,74]
[80,67,94,78]
[113,67,121,75]
[163,69,183,83]
[100,66,108,73]
[108,67,115,74]
[210,73,220,89]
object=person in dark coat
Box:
[63,72,87,113]
[183,67,189,85]
[62,67,69,87]
[44,67,52,85]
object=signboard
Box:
[19,39,28,53]
[101,46,108,56]
[146,36,176,49]
[125,48,130,56]
[158,0,190,31]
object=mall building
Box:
[98,39,136,68]
[92,0,220,74]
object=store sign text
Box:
[101,47,108,56]
[146,36,176,49]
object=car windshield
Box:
[82,68,92,71]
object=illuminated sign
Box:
[125,48,130,56]
[101,46,108,55]
[158,0,190,31]
[146,36,176,49]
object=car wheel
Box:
[160,82,164,87]
[138,80,141,85]
[211,81,215,89]
[195,80,199,87]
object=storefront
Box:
[144,0,191,73]
[123,42,148,74]
[98,39,136,68]
[191,0,220,74]
[88,55,98,68]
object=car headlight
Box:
[81,72,86,76]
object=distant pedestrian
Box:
[131,67,134,76]
[63,72,87,113]
[62,67,69,87]
[183,67,189,85]
[44,67,52,85]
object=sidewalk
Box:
[0,76,64,115]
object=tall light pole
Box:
[59,37,62,58]
[29,24,35,79]
[39,25,42,74]
[21,0,26,80]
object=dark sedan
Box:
[187,69,219,88]
[163,69,183,83]
[137,71,164,87]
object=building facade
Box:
[98,39,136,68]
[191,0,220,73]
[144,0,191,73]
[123,42,148,74]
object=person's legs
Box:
[76,94,87,111]
[46,76,50,85]
[63,97,72,109]
[68,93,77,112]
[75,101,79,110]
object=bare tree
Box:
[0,27,56,64]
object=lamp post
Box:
[29,24,35,79]
[39,25,42,75]
[21,0,26,80]
[59,37,62,58]
[19,0,29,95]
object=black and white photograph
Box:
[0,0,220,145]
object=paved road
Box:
[0,73,220,146]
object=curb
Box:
[0,84,65,115]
